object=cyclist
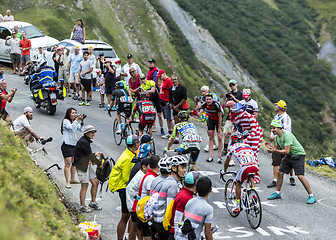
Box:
[222,132,259,213]
[196,92,223,163]
[164,111,202,171]
[130,91,156,137]
[110,81,133,134]
[153,156,188,240]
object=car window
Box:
[0,27,11,40]
[18,25,44,39]
[58,42,67,47]
[91,48,117,58]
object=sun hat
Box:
[231,102,244,112]
[200,86,209,91]
[84,125,97,134]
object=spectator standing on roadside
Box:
[96,53,105,73]
[240,89,258,118]
[61,108,84,188]
[128,67,141,100]
[78,51,93,106]
[266,100,295,188]
[58,46,70,94]
[103,58,117,110]
[120,54,142,86]
[19,32,31,75]
[5,32,20,74]
[96,69,106,108]
[3,10,14,22]
[147,58,158,84]
[157,69,174,139]
[37,46,47,62]
[71,18,85,44]
[67,46,83,100]
[13,25,22,40]
[88,46,96,101]
[266,120,316,204]
[109,135,140,240]
[0,79,16,125]
[73,125,102,213]
[53,46,61,85]
[223,79,243,154]
[0,64,3,79]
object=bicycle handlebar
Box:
[219,170,237,182]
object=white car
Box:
[58,39,121,79]
[0,21,59,66]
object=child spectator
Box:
[96,69,105,108]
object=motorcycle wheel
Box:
[46,99,56,115]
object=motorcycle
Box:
[30,78,66,115]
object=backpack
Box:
[141,100,156,121]
[144,192,159,221]
[136,195,150,223]
[163,199,175,231]
[323,157,336,168]
[96,157,115,196]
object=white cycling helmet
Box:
[158,157,171,173]
[168,155,188,167]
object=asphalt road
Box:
[3,71,336,240]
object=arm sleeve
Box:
[171,125,178,139]
[153,71,158,84]
[204,206,214,224]
[63,119,80,130]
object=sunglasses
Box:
[229,84,236,87]
[129,70,135,73]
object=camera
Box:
[226,92,232,98]
[59,62,64,67]
[195,96,201,102]
[80,114,87,119]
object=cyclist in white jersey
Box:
[222,132,259,213]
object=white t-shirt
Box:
[13,115,30,131]
[7,38,21,54]
[4,15,14,21]
[240,98,258,113]
[141,174,155,199]
[121,62,142,86]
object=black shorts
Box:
[154,100,162,113]
[118,188,129,213]
[105,86,114,95]
[61,143,76,158]
[153,222,169,240]
[137,217,151,237]
[271,151,284,166]
[117,103,132,118]
[131,212,138,222]
[207,118,219,131]
[0,109,9,120]
[80,78,91,92]
[92,78,96,87]
[279,154,305,176]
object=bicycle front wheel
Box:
[246,189,262,229]
[113,119,122,145]
[224,179,239,217]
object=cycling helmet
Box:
[140,91,150,100]
[178,111,189,121]
[115,81,124,89]
[231,131,243,143]
[168,155,188,167]
[36,58,46,67]
[158,157,171,173]
[140,73,146,79]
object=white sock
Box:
[273,179,277,182]
[276,191,281,195]
[309,194,314,197]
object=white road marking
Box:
[213,201,226,209]
[261,201,277,207]
[198,170,218,176]
[267,226,309,235]
[228,227,254,238]
[255,227,271,236]
[317,198,336,210]
[212,187,225,193]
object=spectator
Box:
[13,25,22,40]
[120,54,142,86]
[58,46,71,95]
[240,89,258,118]
[5,32,20,74]
[0,12,3,22]
[223,79,243,155]
[73,125,102,212]
[129,142,153,182]
[37,46,47,63]
[128,67,141,100]
[96,53,105,73]
[0,79,16,125]
[109,135,140,240]
[96,69,105,108]
[147,58,158,84]
[52,45,61,85]
[19,32,31,75]
[3,10,14,22]
[67,46,83,100]
[157,69,174,139]
[0,64,3,79]
[103,58,117,110]
[78,51,93,106]
[267,100,295,188]
[88,46,96,101]
[266,120,316,204]
[61,108,84,189]
[71,18,85,44]
[13,107,43,145]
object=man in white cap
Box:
[239,89,258,118]
[73,125,102,213]
[13,106,43,144]
[120,54,142,86]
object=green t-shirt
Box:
[141,80,156,91]
[275,130,305,157]
[16,32,22,40]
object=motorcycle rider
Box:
[30,58,57,90]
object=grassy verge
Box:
[0,123,84,240]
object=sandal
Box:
[70,180,80,184]
[65,185,71,189]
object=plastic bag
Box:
[78,221,101,240]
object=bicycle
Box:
[109,110,133,145]
[28,137,53,166]
[220,171,262,229]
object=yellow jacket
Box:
[108,148,136,192]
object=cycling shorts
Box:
[236,165,259,183]
[117,103,132,118]
[207,118,219,131]
[139,118,155,130]
[176,144,200,164]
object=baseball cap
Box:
[127,54,133,58]
[99,52,104,56]
[140,134,153,144]
[242,89,251,98]
[127,135,140,145]
[75,46,80,49]
[84,125,97,134]
[104,58,112,63]
[148,58,155,63]
[23,106,33,113]
[184,171,201,185]
[139,143,152,158]
[270,119,282,128]
[157,69,165,77]
[140,157,150,166]
[200,86,209,91]
[229,79,237,85]
[274,100,287,109]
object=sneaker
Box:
[152,124,157,132]
[78,97,83,101]
[217,157,223,164]
[86,101,90,106]
[116,124,121,135]
[267,181,277,188]
[99,103,103,108]
[232,207,241,213]
[229,159,235,167]
[89,202,102,210]
[79,102,85,106]
[79,206,92,213]
[173,139,179,144]
[289,177,296,186]
[104,106,110,111]
[112,105,118,111]
[268,192,281,200]
[206,156,214,162]
[68,93,72,97]
[213,144,218,151]
[72,94,78,100]
[162,134,170,139]
[204,144,209,152]
[161,129,166,136]
[307,196,316,204]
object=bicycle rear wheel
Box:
[246,189,262,229]
[113,119,122,145]
[224,179,239,217]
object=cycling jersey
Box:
[201,101,221,121]
[0,89,8,110]
[150,175,167,195]
[240,98,258,115]
[133,100,156,121]
[171,122,201,142]
[112,89,133,114]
